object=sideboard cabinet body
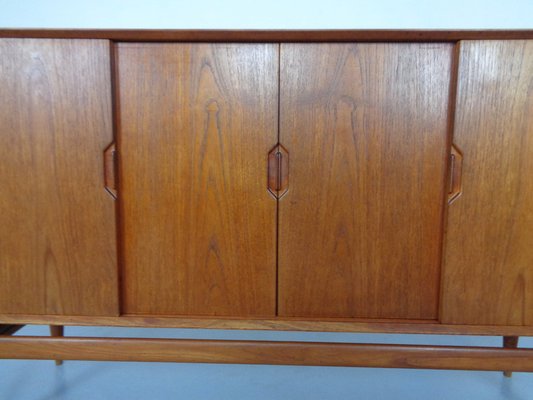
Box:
[0,30,532,371]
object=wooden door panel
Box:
[0,39,118,316]
[278,43,453,319]
[118,43,278,316]
[442,41,533,326]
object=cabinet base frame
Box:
[2,314,533,336]
[0,335,532,372]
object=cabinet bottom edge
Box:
[1,314,532,336]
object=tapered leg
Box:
[49,325,64,366]
[503,336,519,377]
[0,325,24,336]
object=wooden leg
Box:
[49,325,64,366]
[0,324,24,336]
[503,336,519,377]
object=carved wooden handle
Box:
[268,144,289,198]
[104,142,117,199]
[448,144,463,204]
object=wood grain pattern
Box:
[278,43,453,319]
[2,336,533,372]
[0,30,532,42]
[3,313,533,336]
[117,43,278,316]
[441,41,533,326]
[0,39,119,316]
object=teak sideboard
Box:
[1,29,533,374]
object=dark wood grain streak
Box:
[0,29,532,41]
[442,40,533,326]
[0,39,119,316]
[278,43,453,319]
[2,336,533,372]
[109,41,124,315]
[118,43,278,317]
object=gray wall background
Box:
[0,0,532,29]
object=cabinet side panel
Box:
[442,41,533,326]
[0,39,119,316]
[118,43,278,317]
[279,43,452,319]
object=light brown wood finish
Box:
[2,336,533,372]
[3,314,533,336]
[0,30,533,42]
[278,43,453,319]
[0,39,118,316]
[0,314,533,336]
[442,41,533,326]
[118,43,278,316]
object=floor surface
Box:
[1,325,532,399]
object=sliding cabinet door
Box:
[442,41,533,326]
[118,43,278,316]
[278,43,453,319]
[0,39,118,315]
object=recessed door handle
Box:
[268,144,289,198]
[104,142,118,199]
[448,144,463,204]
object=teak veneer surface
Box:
[0,39,118,316]
[3,314,533,336]
[442,40,533,326]
[278,43,453,319]
[118,43,278,316]
[2,336,533,372]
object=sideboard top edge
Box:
[0,29,533,41]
